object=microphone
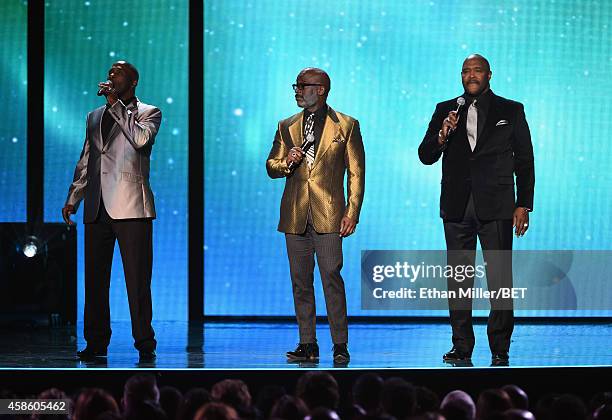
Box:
[288,135,315,170]
[455,96,466,113]
[97,80,113,96]
[448,96,466,136]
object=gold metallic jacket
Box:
[266,107,365,234]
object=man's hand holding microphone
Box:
[438,97,465,145]
[286,147,305,168]
[97,80,117,105]
[438,111,459,145]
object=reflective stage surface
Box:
[0,321,610,369]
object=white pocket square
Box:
[496,120,509,126]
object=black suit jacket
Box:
[418,92,534,221]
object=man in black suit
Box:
[418,54,534,365]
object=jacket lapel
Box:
[311,107,340,171]
[453,108,471,154]
[91,106,105,151]
[101,99,140,151]
[476,94,492,141]
[103,121,120,152]
[287,112,303,149]
[474,95,500,153]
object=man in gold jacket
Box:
[266,68,365,364]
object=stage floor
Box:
[0,321,610,369]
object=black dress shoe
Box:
[491,352,509,366]
[286,343,319,361]
[77,347,107,360]
[139,350,157,362]
[333,343,350,364]
[446,359,475,368]
[443,347,472,362]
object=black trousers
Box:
[443,194,514,354]
[84,199,156,352]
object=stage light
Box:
[23,238,38,258]
[0,224,77,326]
[18,235,46,258]
[23,242,37,258]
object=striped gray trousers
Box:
[285,219,348,344]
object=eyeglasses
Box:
[292,83,323,92]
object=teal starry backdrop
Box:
[0,1,27,222]
[204,0,612,316]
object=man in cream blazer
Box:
[62,61,161,362]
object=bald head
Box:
[461,53,491,96]
[113,60,139,82]
[440,390,476,420]
[504,409,536,420]
[502,385,529,410]
[107,60,139,100]
[294,68,331,111]
[298,68,331,97]
[463,54,490,72]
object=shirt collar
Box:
[304,104,328,121]
[107,96,138,109]
[464,88,493,108]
